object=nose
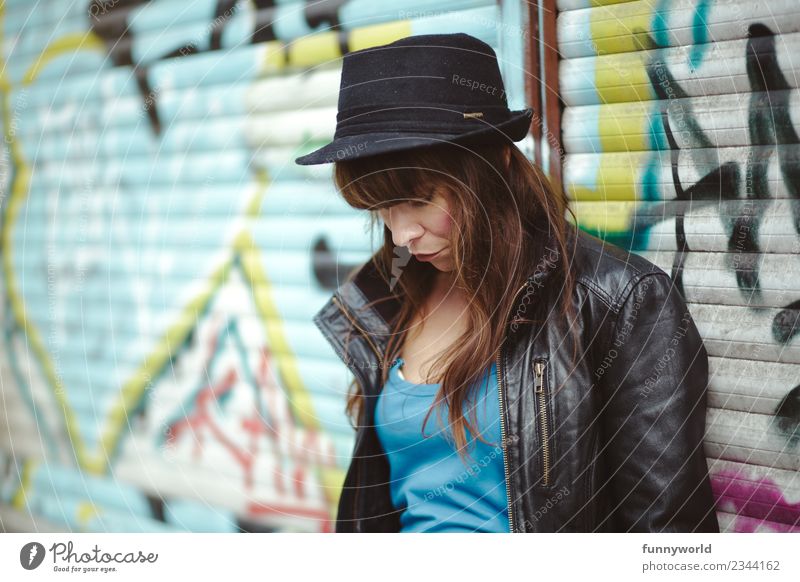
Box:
[385,206,424,248]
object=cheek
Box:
[427,208,452,239]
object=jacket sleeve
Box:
[596,272,719,532]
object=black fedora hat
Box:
[294,33,533,166]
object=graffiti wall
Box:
[0,0,530,532]
[558,0,800,531]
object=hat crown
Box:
[336,33,510,114]
[294,33,532,165]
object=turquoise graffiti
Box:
[0,0,529,532]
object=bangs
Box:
[332,145,462,211]
[334,162,432,211]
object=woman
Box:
[297,33,719,533]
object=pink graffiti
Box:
[711,470,800,532]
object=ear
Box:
[503,144,512,170]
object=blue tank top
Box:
[374,356,510,532]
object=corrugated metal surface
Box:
[558,0,800,532]
[0,0,530,532]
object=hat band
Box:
[334,105,512,138]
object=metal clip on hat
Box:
[294,32,533,166]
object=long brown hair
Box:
[333,140,579,464]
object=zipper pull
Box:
[534,361,545,393]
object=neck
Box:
[426,270,472,318]
[430,269,461,300]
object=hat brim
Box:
[294,108,532,166]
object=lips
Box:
[414,250,441,261]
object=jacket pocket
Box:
[533,358,556,488]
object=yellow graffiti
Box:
[1,23,109,472]
[568,154,642,201]
[594,52,652,104]
[77,502,101,528]
[11,458,34,510]
[599,102,651,151]
[590,4,654,54]
[349,20,413,52]
[259,18,414,74]
[1,23,327,502]
[571,200,637,235]
[23,33,106,84]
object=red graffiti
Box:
[163,318,338,531]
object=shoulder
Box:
[566,224,670,314]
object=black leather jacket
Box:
[312,225,720,532]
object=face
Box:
[376,188,455,272]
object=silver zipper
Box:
[495,346,515,533]
[534,360,551,487]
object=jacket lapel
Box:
[324,227,564,381]
[336,253,400,342]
